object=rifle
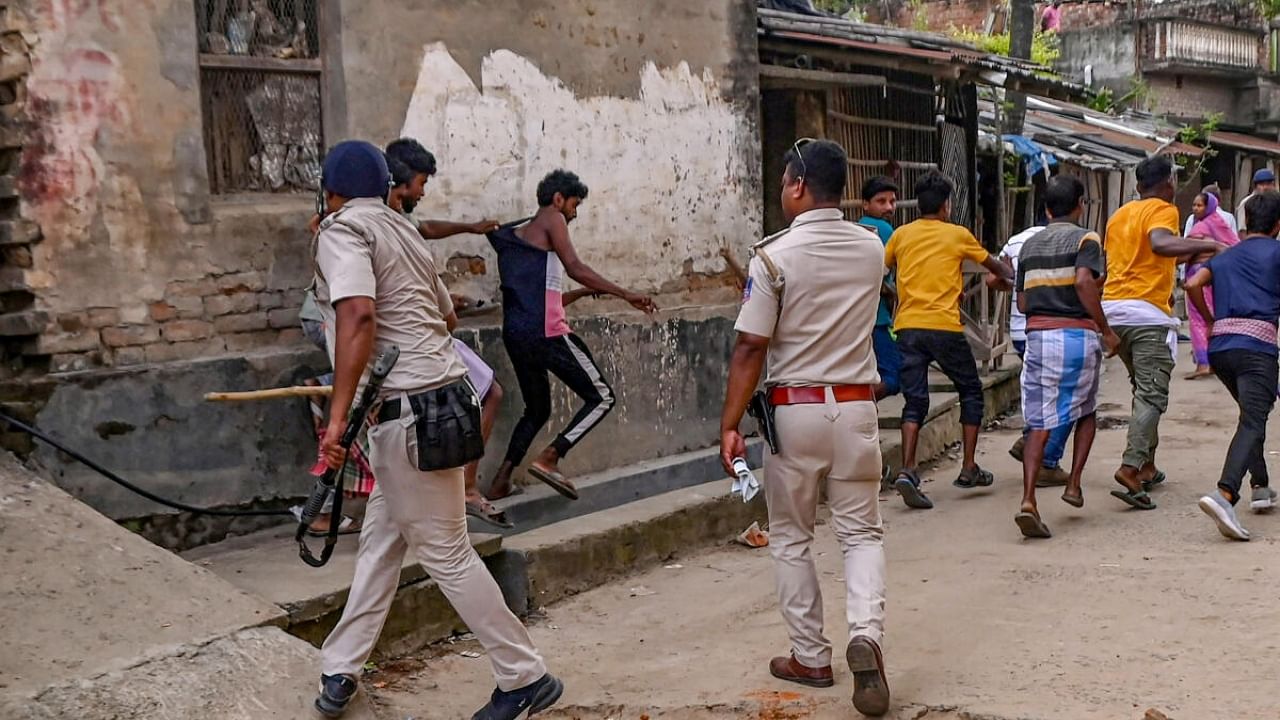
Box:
[297,346,399,568]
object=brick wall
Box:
[1147,75,1243,123]
[45,274,307,374]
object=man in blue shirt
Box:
[1186,190,1280,541]
[860,176,901,401]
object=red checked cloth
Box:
[1211,318,1279,345]
[309,426,376,497]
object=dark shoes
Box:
[846,636,891,717]
[769,654,834,688]
[471,673,564,720]
[315,673,358,718]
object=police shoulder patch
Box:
[742,276,753,303]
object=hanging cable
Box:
[0,411,292,518]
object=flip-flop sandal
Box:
[466,499,515,529]
[1109,487,1157,510]
[529,466,580,500]
[1015,511,1052,539]
[1061,491,1084,508]
[1142,469,1167,492]
[954,466,995,489]
[307,515,360,537]
[893,469,933,509]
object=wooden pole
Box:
[204,386,332,402]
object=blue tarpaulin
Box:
[1003,134,1058,177]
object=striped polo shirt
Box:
[1016,222,1104,322]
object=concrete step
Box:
[487,440,765,537]
[182,524,503,624]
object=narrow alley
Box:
[367,361,1277,720]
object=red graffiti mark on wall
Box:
[36,0,149,33]
[21,48,124,206]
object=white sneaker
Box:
[1199,494,1251,541]
[1250,486,1277,513]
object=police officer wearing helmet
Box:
[720,139,890,716]
[311,140,561,720]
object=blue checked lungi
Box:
[1021,327,1102,430]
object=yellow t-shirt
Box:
[885,219,991,333]
[1102,198,1180,313]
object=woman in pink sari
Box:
[1185,191,1240,378]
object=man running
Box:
[311,140,559,720]
[486,170,656,500]
[1187,191,1280,541]
[1012,175,1120,538]
[1102,156,1220,509]
[1003,222,1073,488]
[384,137,511,528]
[885,171,1013,509]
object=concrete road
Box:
[367,356,1278,719]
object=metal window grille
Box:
[196,0,322,194]
[825,70,940,225]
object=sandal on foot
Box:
[1109,486,1156,510]
[466,498,514,529]
[1015,511,1052,539]
[893,469,933,510]
[1061,491,1084,508]
[954,465,994,489]
[529,465,580,500]
[483,484,525,502]
[1141,468,1167,492]
[307,515,360,537]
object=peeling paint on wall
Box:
[400,43,759,302]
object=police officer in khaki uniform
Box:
[720,138,890,717]
[311,141,561,720]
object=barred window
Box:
[196,0,323,194]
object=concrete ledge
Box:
[508,480,768,609]
[183,526,504,626]
[491,441,765,536]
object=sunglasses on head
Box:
[790,137,816,181]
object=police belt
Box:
[768,384,875,406]
[375,380,472,424]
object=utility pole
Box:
[1006,0,1036,136]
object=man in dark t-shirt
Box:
[1013,175,1120,539]
[485,170,656,501]
[1186,190,1280,542]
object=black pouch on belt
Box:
[407,380,485,471]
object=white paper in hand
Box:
[731,457,760,503]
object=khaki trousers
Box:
[321,395,546,691]
[763,391,885,668]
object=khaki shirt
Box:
[735,208,883,387]
[314,198,467,393]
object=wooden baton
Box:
[204,386,333,402]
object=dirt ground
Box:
[364,355,1278,720]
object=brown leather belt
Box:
[768,384,875,406]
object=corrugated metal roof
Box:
[1209,130,1280,156]
[757,9,1088,100]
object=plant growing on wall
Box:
[1087,87,1117,114]
[949,27,1062,67]
[1255,0,1280,19]
[1174,113,1223,187]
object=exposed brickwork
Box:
[0,1,44,391]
